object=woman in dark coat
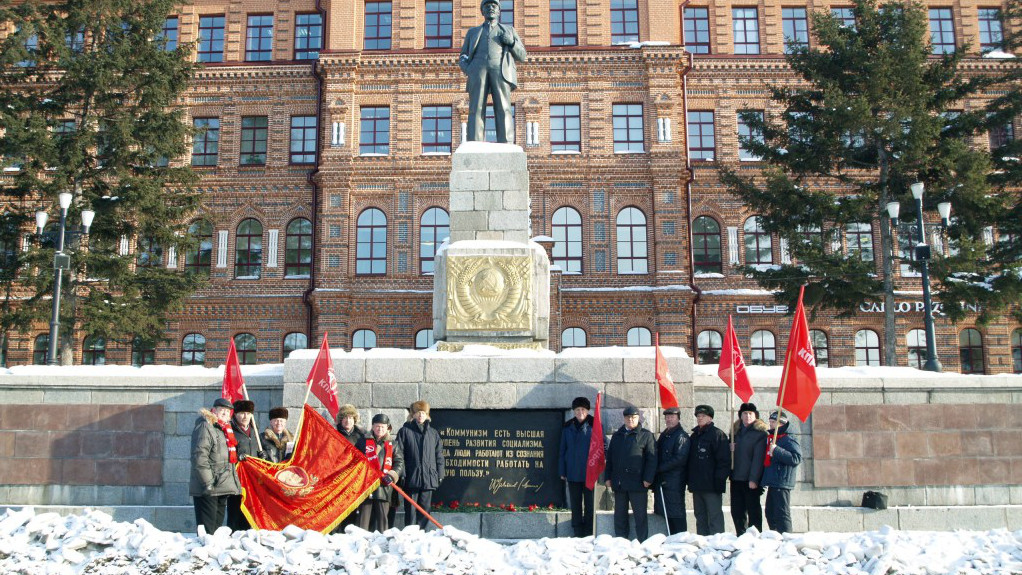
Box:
[189,397,241,535]
[355,414,405,532]
[394,400,444,529]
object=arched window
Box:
[616,207,648,274]
[415,329,435,349]
[284,218,313,278]
[959,329,984,374]
[750,330,776,366]
[1013,329,1022,374]
[132,337,155,367]
[356,208,387,275]
[235,218,263,279]
[845,222,874,261]
[744,216,772,264]
[552,207,583,274]
[809,329,829,368]
[693,216,722,274]
[697,330,722,364]
[182,333,206,366]
[626,327,651,346]
[906,329,927,369]
[33,334,49,365]
[283,332,308,360]
[420,207,449,274]
[185,220,213,276]
[83,336,106,366]
[353,329,377,350]
[235,333,257,364]
[561,327,587,348]
[855,329,881,366]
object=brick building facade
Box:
[3,0,1020,373]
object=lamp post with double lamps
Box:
[885,182,951,372]
[35,192,94,365]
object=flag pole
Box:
[391,482,444,529]
[773,286,804,445]
[654,333,671,536]
[728,317,736,468]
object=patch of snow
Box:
[560,284,692,292]
[694,272,726,278]
[454,141,523,154]
[1,363,283,378]
[700,289,777,296]
[982,49,1015,59]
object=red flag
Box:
[584,392,606,490]
[777,286,821,422]
[307,334,341,420]
[237,405,382,532]
[718,315,754,403]
[655,333,680,409]
[221,338,245,403]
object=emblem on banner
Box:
[274,466,319,497]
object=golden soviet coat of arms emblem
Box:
[446,255,532,331]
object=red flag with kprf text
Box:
[655,333,680,408]
[584,392,606,490]
[307,334,341,419]
[777,286,820,422]
[719,315,754,403]
[221,338,245,403]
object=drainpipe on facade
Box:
[303,0,328,344]
[679,23,699,360]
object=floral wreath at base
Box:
[431,501,568,513]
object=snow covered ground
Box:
[2,507,1021,575]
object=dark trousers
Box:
[358,500,391,532]
[692,491,725,535]
[403,489,434,530]
[730,480,763,535]
[466,64,513,142]
[566,481,594,537]
[653,487,687,534]
[193,495,228,536]
[765,487,792,533]
[225,494,251,531]
[612,489,649,541]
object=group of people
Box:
[189,396,445,536]
[560,398,803,541]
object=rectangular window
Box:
[990,121,1015,150]
[782,7,808,52]
[240,116,269,165]
[928,8,955,54]
[613,103,644,153]
[425,1,453,48]
[831,7,856,28]
[978,8,1003,53]
[295,13,324,59]
[737,110,763,161]
[611,0,639,43]
[500,0,515,27]
[290,116,318,164]
[191,118,220,166]
[684,7,710,54]
[360,106,391,155]
[732,8,760,54]
[687,110,715,161]
[365,2,393,50]
[550,0,578,46]
[160,17,179,51]
[245,14,274,61]
[18,32,38,67]
[66,27,85,53]
[551,104,581,152]
[197,15,225,63]
[422,106,453,154]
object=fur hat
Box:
[694,404,714,418]
[338,404,359,422]
[233,400,255,414]
[769,411,789,424]
[409,400,430,416]
[213,398,233,410]
[372,413,391,426]
[268,407,288,421]
[571,397,591,411]
[739,402,759,419]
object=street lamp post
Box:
[35,192,94,365]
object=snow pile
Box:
[3,508,1022,575]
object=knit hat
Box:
[694,404,714,418]
[268,407,288,421]
[372,413,390,426]
[663,407,681,416]
[571,397,591,411]
[738,402,759,418]
[623,406,639,416]
[213,398,233,410]
[338,404,359,423]
[233,400,255,414]
[769,411,789,424]
[410,400,430,416]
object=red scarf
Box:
[219,421,239,464]
[765,433,786,467]
[364,440,394,473]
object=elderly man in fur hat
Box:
[226,399,263,531]
[336,404,367,446]
[395,400,445,529]
[730,402,767,535]
[262,407,294,463]
[189,397,241,535]
[356,414,405,531]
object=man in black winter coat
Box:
[394,400,445,529]
[604,406,657,541]
[686,404,730,535]
[654,406,690,534]
[730,402,767,535]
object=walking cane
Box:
[658,483,671,536]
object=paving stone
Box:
[806,507,864,532]
[557,356,623,383]
[860,508,900,531]
[449,170,489,192]
[488,170,529,192]
[515,382,599,409]
[432,512,481,535]
[449,190,475,211]
[473,190,504,211]
[898,506,1006,530]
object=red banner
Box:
[585,392,605,490]
[718,315,755,403]
[307,335,341,420]
[777,286,820,422]
[655,333,680,409]
[222,338,245,403]
[237,405,382,532]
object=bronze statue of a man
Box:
[458,0,527,143]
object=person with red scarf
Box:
[356,414,404,531]
[761,411,803,533]
[189,397,242,535]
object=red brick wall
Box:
[0,405,164,487]
[812,404,1022,487]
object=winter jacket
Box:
[605,424,657,492]
[761,422,803,490]
[338,425,367,447]
[655,424,690,518]
[261,427,295,463]
[395,420,445,491]
[232,419,259,458]
[686,422,730,494]
[189,409,242,497]
[357,433,406,501]
[730,418,768,484]
[559,415,594,483]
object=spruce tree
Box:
[0,0,201,364]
